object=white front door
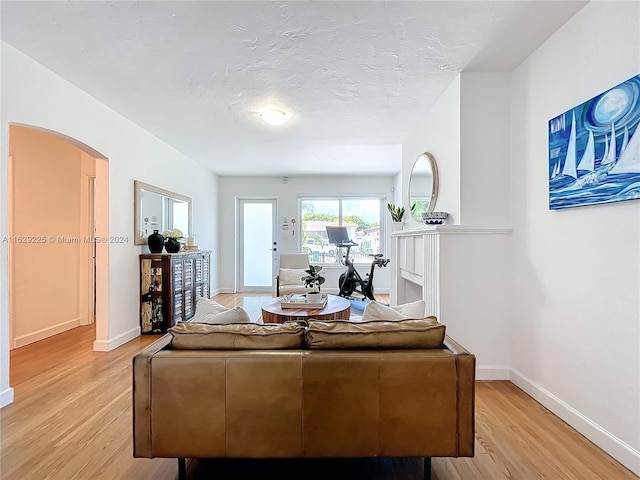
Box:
[238,198,277,292]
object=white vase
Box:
[392,222,404,231]
[306,292,322,303]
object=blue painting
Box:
[548,74,640,209]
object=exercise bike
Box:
[336,240,390,301]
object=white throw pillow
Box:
[279,268,307,285]
[192,306,251,325]
[392,299,426,319]
[195,297,229,316]
[361,300,428,322]
[362,301,408,321]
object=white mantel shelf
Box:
[391,225,513,236]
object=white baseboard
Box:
[0,387,14,408]
[476,365,511,380]
[93,326,140,352]
[214,288,234,294]
[13,318,80,348]
[510,368,640,476]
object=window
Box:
[300,197,384,265]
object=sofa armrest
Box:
[443,335,471,356]
[443,335,475,456]
[133,334,172,458]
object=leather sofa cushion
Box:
[169,322,306,349]
[306,318,445,349]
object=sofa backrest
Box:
[132,333,475,460]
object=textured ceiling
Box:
[0,1,586,176]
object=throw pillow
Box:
[278,268,307,285]
[392,299,426,318]
[191,306,251,325]
[361,300,430,322]
[362,301,407,321]
[169,322,306,350]
[305,318,445,349]
[194,296,229,315]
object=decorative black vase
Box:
[165,238,181,253]
[147,230,164,253]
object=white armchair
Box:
[276,253,314,297]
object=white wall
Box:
[510,2,639,474]
[0,42,218,406]
[217,175,395,294]
[397,2,639,473]
[403,72,511,229]
[460,73,511,227]
[400,72,513,379]
[402,76,461,226]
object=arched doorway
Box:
[8,124,109,350]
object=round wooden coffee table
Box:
[261,295,351,324]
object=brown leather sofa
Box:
[133,320,475,479]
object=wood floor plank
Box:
[1,293,636,479]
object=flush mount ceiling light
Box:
[259,109,289,126]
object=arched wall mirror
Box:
[134,180,192,245]
[408,152,439,222]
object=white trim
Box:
[0,387,14,408]
[13,318,81,348]
[510,369,640,476]
[437,226,513,236]
[93,326,140,352]
[215,287,234,294]
[392,225,513,237]
[476,365,511,380]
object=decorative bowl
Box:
[422,211,449,225]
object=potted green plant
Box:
[387,203,417,230]
[387,203,406,222]
[302,265,325,303]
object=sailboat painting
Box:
[548,74,640,209]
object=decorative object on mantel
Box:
[147,230,164,253]
[548,73,640,209]
[163,228,184,253]
[422,211,449,225]
[387,202,417,230]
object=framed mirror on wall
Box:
[408,152,439,222]
[134,180,192,245]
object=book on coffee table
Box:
[281,294,328,309]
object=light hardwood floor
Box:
[1,293,636,479]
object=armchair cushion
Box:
[278,268,307,286]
